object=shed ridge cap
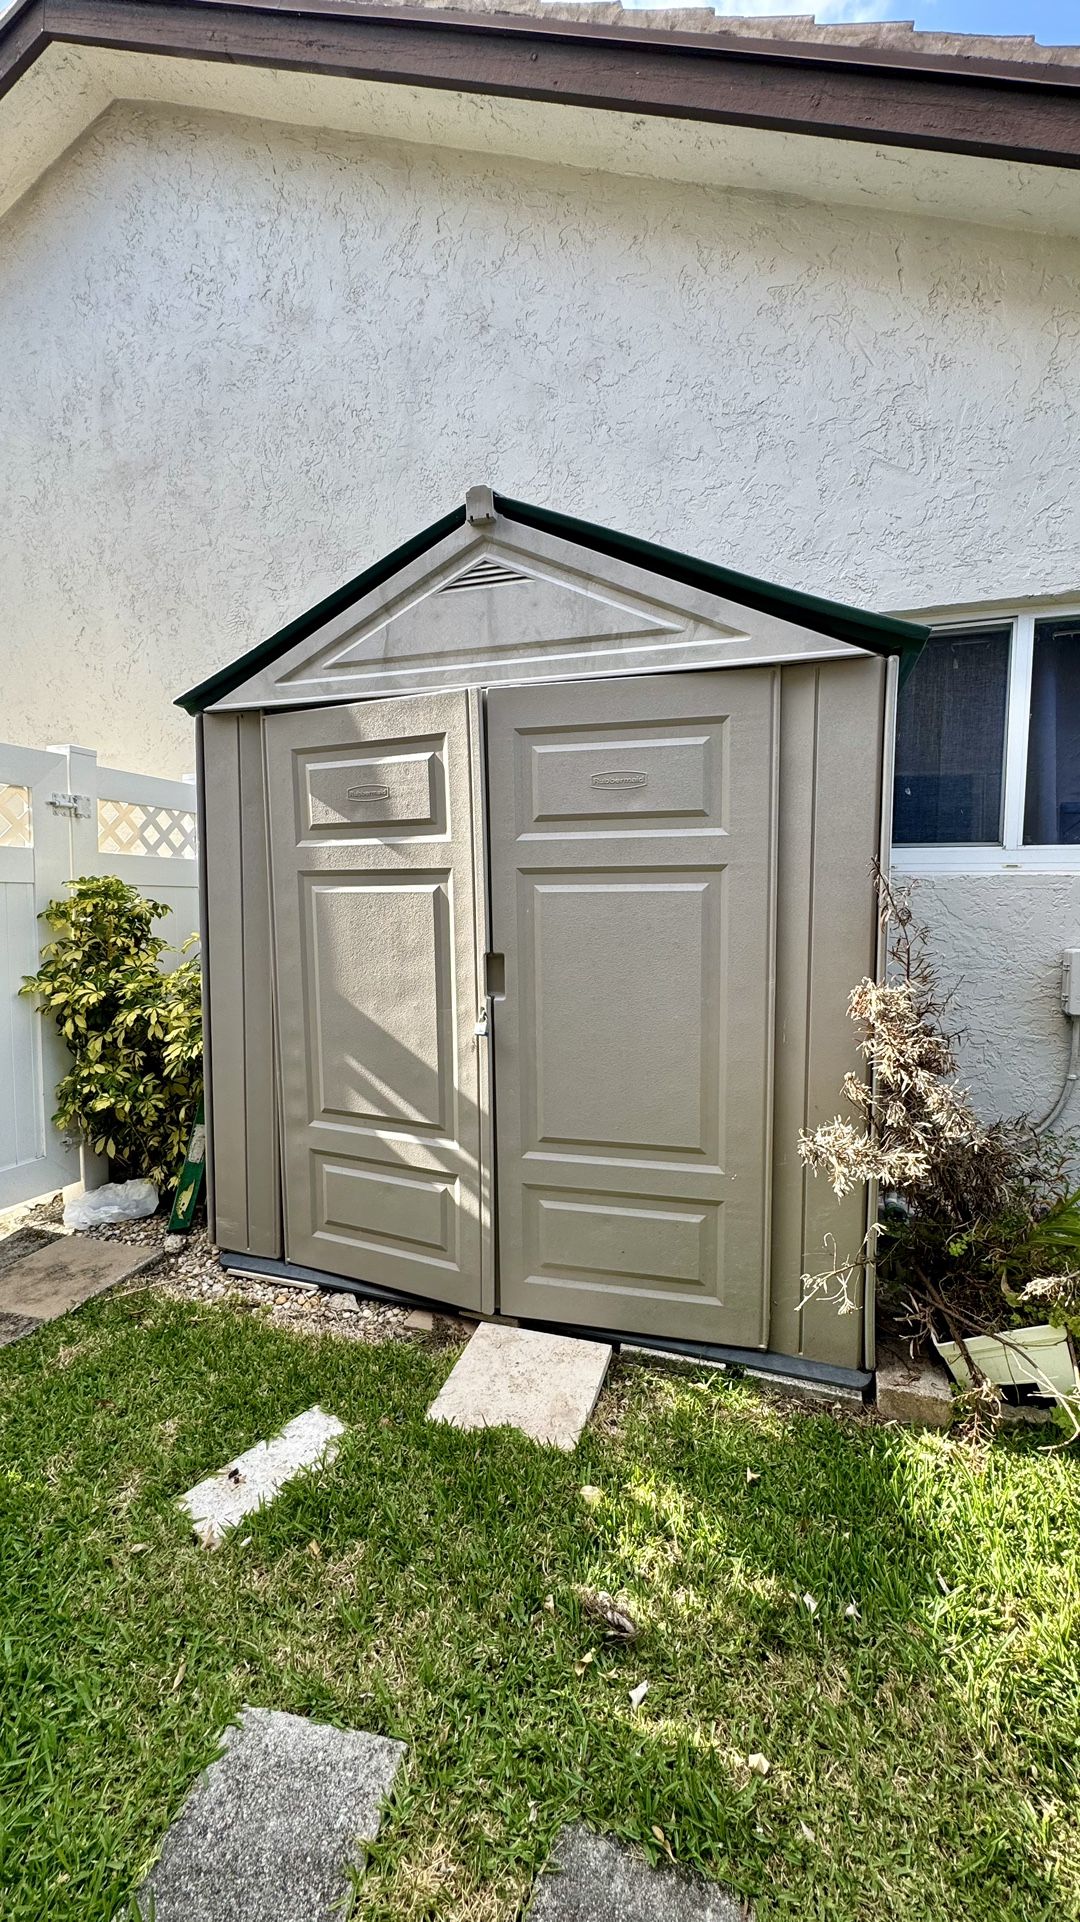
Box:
[176,491,928,714]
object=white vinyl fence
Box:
[0,742,199,1209]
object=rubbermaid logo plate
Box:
[590,771,648,790]
[347,784,391,801]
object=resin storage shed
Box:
[179,491,927,1388]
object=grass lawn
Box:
[1,1288,1078,1921]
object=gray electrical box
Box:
[1062,949,1080,1016]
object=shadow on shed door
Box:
[264,689,492,1312]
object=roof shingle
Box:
[376,1,1080,71]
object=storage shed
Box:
[179,490,928,1387]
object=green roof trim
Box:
[494,493,930,668]
[177,493,929,715]
[176,503,467,715]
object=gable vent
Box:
[440,557,530,593]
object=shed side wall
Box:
[202,710,280,1257]
[771,655,886,1370]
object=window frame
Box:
[891,605,1080,876]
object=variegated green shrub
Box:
[21,875,202,1197]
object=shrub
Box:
[798,868,1080,1423]
[21,875,202,1197]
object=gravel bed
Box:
[0,1195,464,1350]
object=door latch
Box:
[474,1007,489,1038]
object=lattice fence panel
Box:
[97,799,197,860]
[0,784,32,848]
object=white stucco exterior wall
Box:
[898,875,1080,1128]
[2,100,1079,1123]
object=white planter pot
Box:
[933,1322,1078,1401]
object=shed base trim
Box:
[216,1250,872,1396]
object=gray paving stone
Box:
[138,1706,405,1922]
[0,1226,63,1279]
[180,1405,345,1547]
[528,1826,749,1922]
[427,1322,612,1451]
[0,1310,43,1347]
[0,1234,155,1320]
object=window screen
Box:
[892,627,1010,845]
[1024,619,1080,845]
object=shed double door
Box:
[266,670,777,1345]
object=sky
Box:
[622,0,1080,38]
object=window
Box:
[893,610,1080,871]
[893,627,1009,845]
[1024,619,1080,846]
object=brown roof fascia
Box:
[0,1,48,99]
[3,0,1080,171]
[47,1,1080,88]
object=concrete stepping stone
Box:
[138,1706,405,1922]
[0,1311,43,1347]
[0,1232,156,1324]
[427,1322,611,1451]
[0,1225,61,1278]
[529,1825,749,1921]
[180,1405,345,1547]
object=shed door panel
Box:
[265,692,489,1309]
[488,671,776,1347]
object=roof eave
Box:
[4,1,1080,174]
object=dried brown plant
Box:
[798,867,1080,1434]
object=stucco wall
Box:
[898,875,1080,1133]
[2,100,1079,1119]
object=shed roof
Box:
[176,491,929,714]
